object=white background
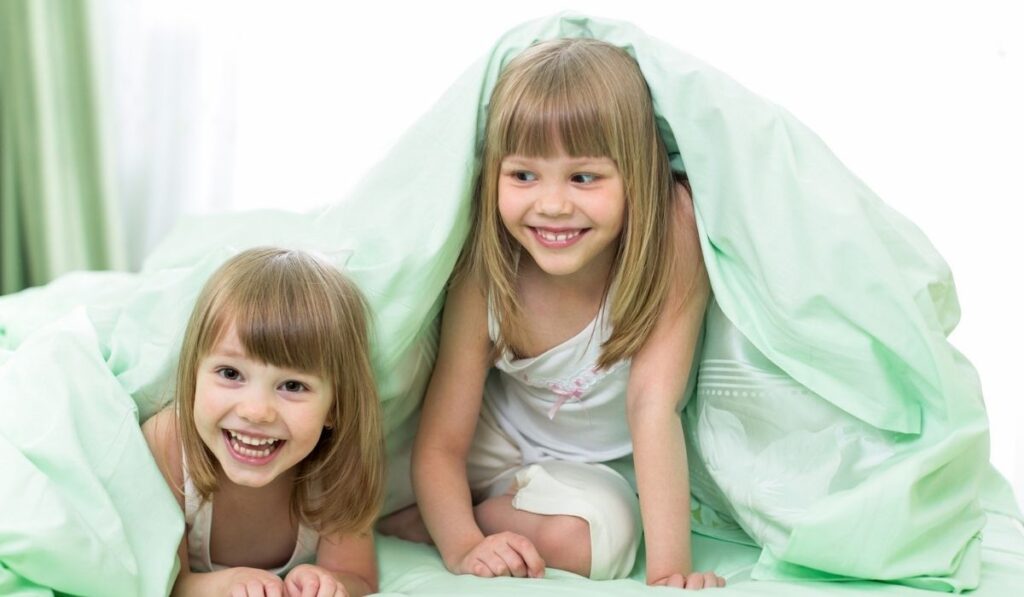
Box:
[105,0,1023,507]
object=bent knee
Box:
[512,462,641,579]
[536,514,591,553]
[535,514,591,575]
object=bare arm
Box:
[411,277,494,570]
[143,409,286,595]
[141,409,193,595]
[627,185,717,587]
[283,531,377,597]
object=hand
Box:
[453,532,545,579]
[284,564,349,597]
[225,567,287,597]
[650,571,726,590]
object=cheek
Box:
[497,185,528,225]
[611,190,627,233]
[192,383,223,430]
[496,192,514,227]
[598,197,626,235]
[192,395,215,432]
[291,418,328,456]
[296,400,332,441]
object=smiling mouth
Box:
[531,227,587,246]
[224,429,285,461]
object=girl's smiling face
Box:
[192,323,332,488]
[498,151,625,285]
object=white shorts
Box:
[466,406,642,580]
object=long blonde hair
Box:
[176,247,384,535]
[461,38,678,368]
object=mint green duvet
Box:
[1,13,1021,596]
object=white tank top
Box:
[183,464,319,574]
[483,301,634,464]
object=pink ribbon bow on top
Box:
[547,378,586,419]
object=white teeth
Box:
[228,430,280,452]
[537,229,580,242]
[235,443,271,458]
[229,435,277,458]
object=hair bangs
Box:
[236,301,327,376]
[175,247,385,536]
[498,59,615,161]
[464,38,681,368]
[202,260,335,379]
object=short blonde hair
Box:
[176,247,384,535]
[462,38,678,368]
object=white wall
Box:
[109,0,1024,506]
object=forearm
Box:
[412,446,485,570]
[631,405,692,582]
[331,571,374,597]
[171,569,239,596]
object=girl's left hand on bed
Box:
[651,570,726,589]
[284,564,348,597]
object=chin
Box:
[223,468,276,488]
[533,259,585,277]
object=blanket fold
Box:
[0,12,1019,595]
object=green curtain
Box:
[0,0,125,295]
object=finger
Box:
[247,579,266,597]
[715,573,727,587]
[494,543,529,577]
[471,558,495,578]
[315,576,336,597]
[667,573,685,588]
[483,551,511,577]
[507,534,545,578]
[283,573,306,597]
[231,584,247,597]
[266,582,284,597]
[301,576,319,597]
[685,572,705,590]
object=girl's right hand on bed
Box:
[651,570,726,590]
[454,531,546,579]
[225,567,287,596]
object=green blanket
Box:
[1,12,1021,596]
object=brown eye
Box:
[281,380,308,393]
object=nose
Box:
[236,388,277,424]
[535,185,573,216]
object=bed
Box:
[2,13,1021,596]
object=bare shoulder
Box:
[441,274,489,344]
[142,407,184,503]
[142,407,180,455]
[671,181,699,244]
[626,182,709,407]
[414,274,493,455]
[445,274,487,316]
[669,180,709,305]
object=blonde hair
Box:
[176,247,384,535]
[462,38,678,368]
